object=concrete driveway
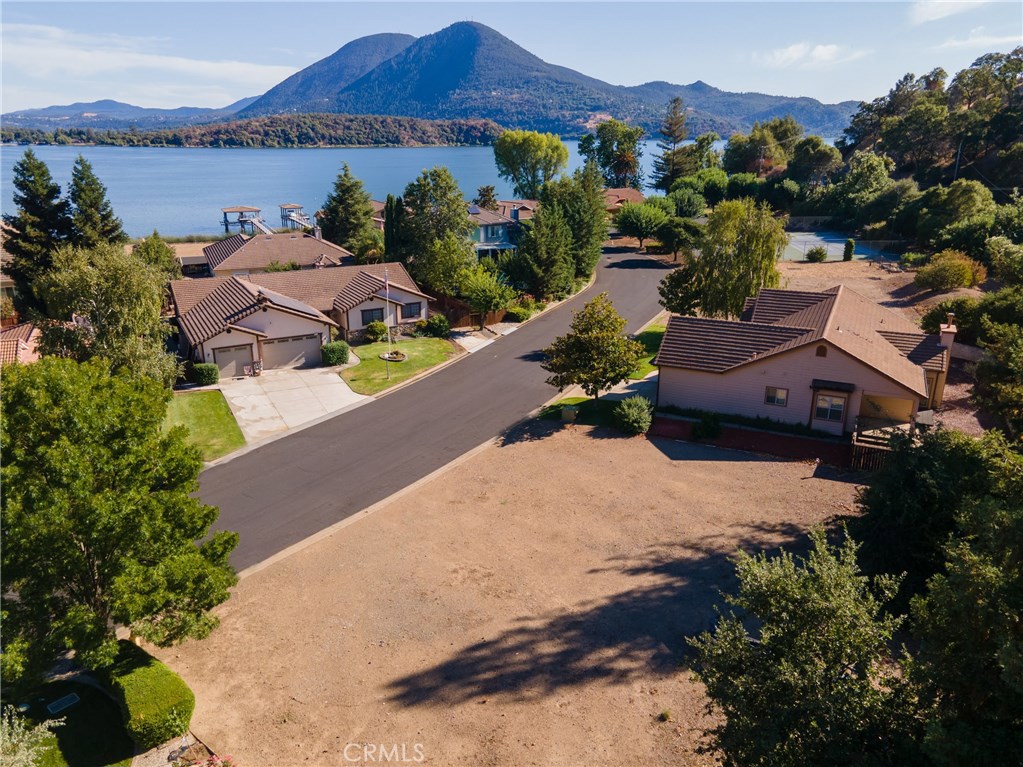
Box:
[219,367,368,443]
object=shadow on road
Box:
[384,524,812,707]
[604,257,675,271]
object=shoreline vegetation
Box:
[1,113,505,149]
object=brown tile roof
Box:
[604,188,645,209]
[468,206,513,226]
[655,286,947,397]
[0,322,40,365]
[247,262,428,314]
[334,272,387,313]
[171,277,335,346]
[203,233,354,273]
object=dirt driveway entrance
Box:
[158,423,862,766]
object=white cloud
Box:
[1,24,296,110]
[752,43,870,70]
[909,1,990,26]
[934,25,1023,49]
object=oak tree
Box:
[493,130,568,200]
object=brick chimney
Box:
[939,312,957,348]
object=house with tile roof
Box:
[201,232,354,278]
[170,263,429,375]
[604,188,645,217]
[468,204,518,257]
[654,285,956,437]
[0,322,40,365]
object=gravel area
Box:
[155,424,862,766]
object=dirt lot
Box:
[156,424,862,766]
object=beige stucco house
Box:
[654,285,956,437]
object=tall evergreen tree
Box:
[319,162,373,251]
[473,185,499,211]
[68,155,127,249]
[652,97,689,192]
[519,203,575,299]
[1,149,70,311]
[402,166,473,249]
[383,194,408,262]
[578,119,646,189]
[541,160,608,278]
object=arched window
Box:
[816,345,828,358]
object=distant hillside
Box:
[1,113,504,148]
[241,33,417,116]
[1,97,259,131]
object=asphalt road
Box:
[201,249,673,570]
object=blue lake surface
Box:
[0,140,665,237]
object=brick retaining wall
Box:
[650,415,853,467]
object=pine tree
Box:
[68,155,127,248]
[383,194,407,262]
[319,163,373,251]
[652,97,689,192]
[1,149,70,311]
[520,203,575,299]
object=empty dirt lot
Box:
[157,423,863,766]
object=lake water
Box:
[0,140,666,237]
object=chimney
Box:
[313,225,322,240]
[939,312,957,348]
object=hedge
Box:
[107,641,195,750]
[189,363,219,386]
[504,305,531,323]
[321,341,350,366]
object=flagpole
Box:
[384,266,391,379]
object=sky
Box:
[2,1,1021,113]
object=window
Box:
[401,302,422,320]
[486,225,503,240]
[765,386,788,406]
[816,345,828,357]
[361,308,384,325]
[814,395,846,422]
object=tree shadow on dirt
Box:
[384,523,814,708]
[879,281,926,309]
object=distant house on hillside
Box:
[169,262,430,374]
[604,188,645,217]
[201,232,354,278]
[654,286,955,437]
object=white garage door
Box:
[261,334,321,369]
[213,344,254,378]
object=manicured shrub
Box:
[107,641,194,750]
[364,320,388,343]
[504,305,531,323]
[425,314,451,339]
[843,238,855,261]
[914,250,987,292]
[806,246,829,263]
[189,363,219,386]
[613,395,653,435]
[321,341,350,366]
[691,412,722,441]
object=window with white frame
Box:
[765,386,788,406]
[814,394,846,422]
[401,302,422,320]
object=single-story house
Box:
[604,188,645,217]
[468,205,517,257]
[0,322,40,365]
[170,263,430,374]
[654,285,955,437]
[170,277,338,377]
[202,232,354,277]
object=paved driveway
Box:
[220,367,368,442]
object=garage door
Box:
[261,334,321,369]
[212,344,253,378]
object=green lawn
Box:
[165,390,246,460]
[342,338,461,395]
[630,323,667,379]
[538,396,618,427]
[19,680,134,767]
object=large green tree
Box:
[519,203,575,300]
[133,229,181,281]
[541,292,643,399]
[457,264,516,330]
[411,231,475,296]
[0,358,238,681]
[689,529,922,767]
[319,162,374,251]
[493,130,569,200]
[383,194,407,261]
[696,198,787,318]
[651,97,689,192]
[68,155,127,249]
[578,119,646,189]
[615,202,667,250]
[540,160,608,278]
[403,166,473,251]
[786,135,843,188]
[657,256,702,314]
[1,149,70,311]
[35,244,180,386]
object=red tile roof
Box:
[0,322,40,365]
